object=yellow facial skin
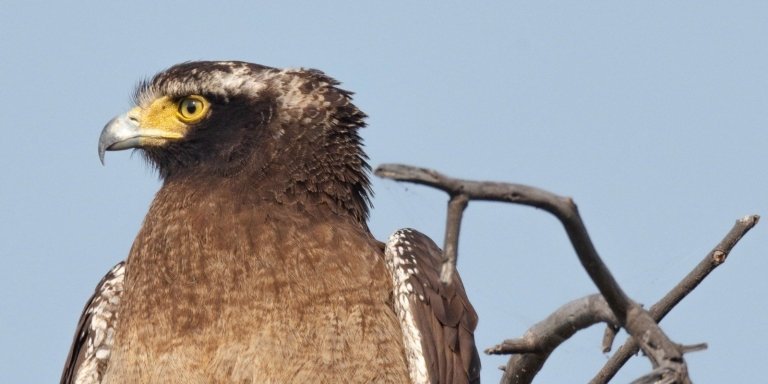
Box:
[98,95,211,163]
[133,96,210,146]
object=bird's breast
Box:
[104,201,410,383]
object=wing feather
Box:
[60,262,125,384]
[384,229,480,384]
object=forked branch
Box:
[485,215,757,383]
[591,214,759,383]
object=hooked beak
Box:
[97,107,185,165]
[98,113,141,164]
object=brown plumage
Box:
[63,61,479,383]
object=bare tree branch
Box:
[375,164,700,383]
[591,214,759,384]
[485,294,617,384]
[374,164,636,315]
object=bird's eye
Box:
[177,96,209,123]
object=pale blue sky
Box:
[2,2,766,383]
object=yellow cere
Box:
[130,95,210,146]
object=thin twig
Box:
[441,194,469,283]
[602,325,619,353]
[679,343,708,354]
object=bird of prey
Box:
[61,61,480,384]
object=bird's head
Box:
[99,61,372,222]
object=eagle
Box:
[61,61,480,384]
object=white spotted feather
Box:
[61,262,125,384]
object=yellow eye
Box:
[176,96,209,123]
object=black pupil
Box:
[185,100,197,114]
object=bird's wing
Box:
[384,229,480,384]
[60,261,125,384]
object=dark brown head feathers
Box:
[136,61,372,223]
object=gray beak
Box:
[98,113,142,165]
